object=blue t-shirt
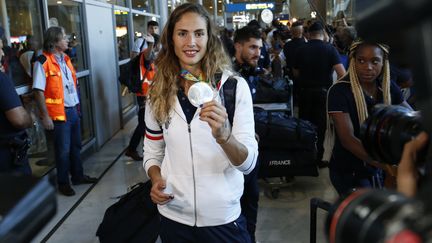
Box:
[0,72,23,137]
[327,79,404,174]
[293,39,342,88]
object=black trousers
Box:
[298,87,328,161]
[128,96,146,151]
[240,161,260,242]
[159,215,251,243]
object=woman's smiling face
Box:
[172,12,208,74]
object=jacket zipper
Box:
[174,106,198,225]
[188,123,198,225]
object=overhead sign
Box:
[225,3,275,13]
[233,15,250,23]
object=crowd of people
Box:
[0,2,426,242]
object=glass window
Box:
[78,76,94,144]
[132,0,155,13]
[94,0,126,6]
[119,80,136,112]
[116,10,134,112]
[115,10,130,60]
[132,15,159,39]
[110,0,127,6]
[0,0,43,86]
[47,0,86,71]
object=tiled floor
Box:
[31,119,338,243]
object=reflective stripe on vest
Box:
[45,98,63,104]
[52,115,66,121]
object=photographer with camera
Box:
[323,40,412,196]
[325,130,430,243]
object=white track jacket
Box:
[143,70,258,227]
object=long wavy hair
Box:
[149,3,231,123]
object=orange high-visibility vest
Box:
[42,52,77,121]
[136,53,156,97]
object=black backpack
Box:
[95,78,238,243]
[118,40,149,93]
[96,181,159,243]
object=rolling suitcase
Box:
[254,108,319,178]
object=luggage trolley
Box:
[253,79,319,199]
[253,102,294,199]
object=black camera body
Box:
[360,105,425,165]
[326,105,432,243]
[325,188,431,243]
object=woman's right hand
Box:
[150,177,174,205]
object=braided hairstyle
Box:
[347,39,391,124]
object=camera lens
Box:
[360,105,422,164]
[326,189,412,243]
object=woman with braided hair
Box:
[323,40,412,196]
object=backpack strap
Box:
[139,38,146,52]
[222,77,237,126]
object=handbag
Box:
[96,180,159,243]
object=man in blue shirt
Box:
[0,72,32,174]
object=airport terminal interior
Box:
[2,0,430,242]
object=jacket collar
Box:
[172,70,234,122]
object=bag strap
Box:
[222,77,237,126]
[139,54,148,81]
[139,38,146,52]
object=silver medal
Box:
[187,82,214,107]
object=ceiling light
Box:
[209,6,213,9]
[137,5,141,7]
[57,1,62,4]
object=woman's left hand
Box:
[199,100,231,144]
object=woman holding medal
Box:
[143,3,258,242]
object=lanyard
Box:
[60,59,70,81]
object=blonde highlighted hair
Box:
[149,3,231,123]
